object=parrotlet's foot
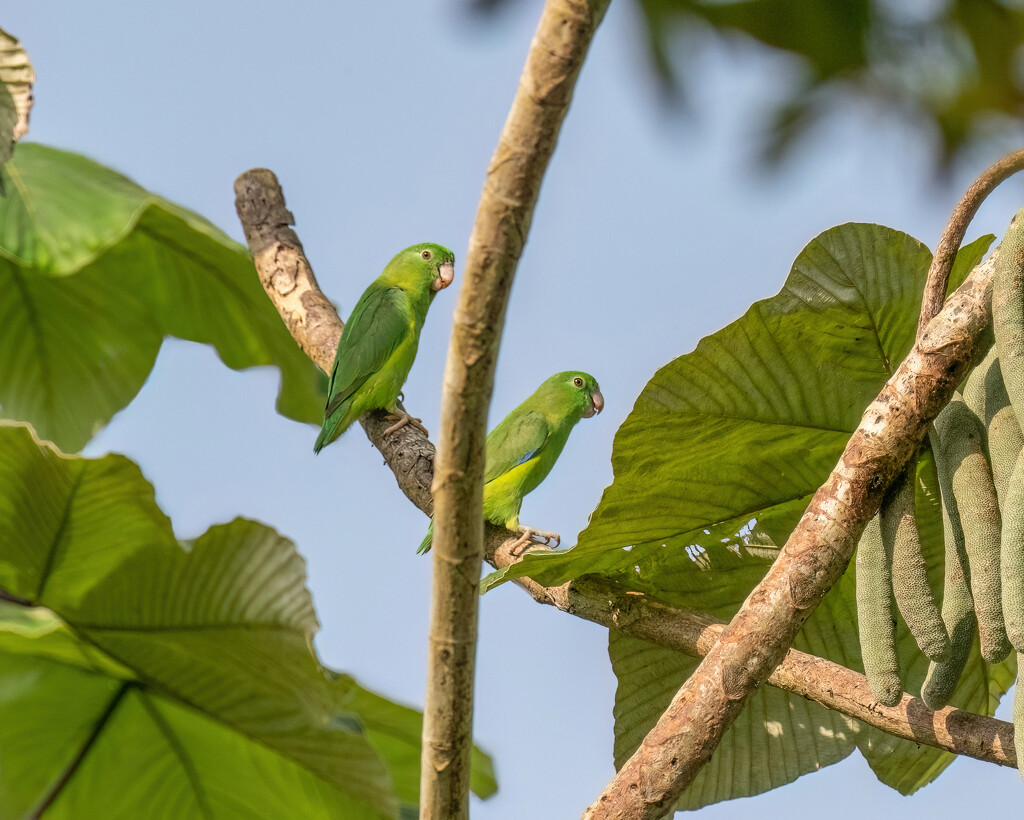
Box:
[509,526,561,557]
[384,410,429,437]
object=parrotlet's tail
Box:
[313,412,344,454]
[313,427,331,455]
[417,520,434,554]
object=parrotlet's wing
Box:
[484,411,550,483]
[324,286,409,418]
[418,411,549,554]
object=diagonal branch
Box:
[493,561,1016,770]
[234,171,1016,789]
[232,168,536,557]
[424,0,611,816]
[234,169,437,513]
[581,252,1000,819]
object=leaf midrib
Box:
[34,467,84,602]
[139,689,213,819]
[66,619,385,811]
[30,681,132,819]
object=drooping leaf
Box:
[0,424,496,818]
[0,28,33,165]
[0,144,325,451]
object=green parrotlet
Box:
[418,371,604,554]
[314,243,455,453]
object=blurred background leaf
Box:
[470,0,1024,170]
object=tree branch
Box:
[234,169,438,513]
[234,175,1013,812]
[485,553,1016,769]
[581,253,999,819]
[424,0,611,816]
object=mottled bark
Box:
[486,547,1016,768]
[234,169,438,513]
[0,27,35,164]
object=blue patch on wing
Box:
[511,448,541,469]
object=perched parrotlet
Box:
[418,371,603,554]
[314,243,455,453]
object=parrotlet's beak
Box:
[432,261,455,291]
[583,389,604,418]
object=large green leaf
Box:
[0,144,325,451]
[0,424,496,818]
[486,224,1003,807]
[492,225,992,590]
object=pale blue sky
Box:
[7,1,1024,817]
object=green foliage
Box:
[475,0,1024,166]
[0,424,494,818]
[0,144,325,452]
[635,0,1024,167]
[485,223,1013,806]
[336,677,498,811]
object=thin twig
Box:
[917,149,1024,338]
[423,0,611,816]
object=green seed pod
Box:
[922,433,976,709]
[856,515,902,706]
[1002,450,1024,650]
[988,404,1024,507]
[963,345,1024,507]
[881,466,949,662]
[986,362,1024,507]
[962,346,994,422]
[932,397,1009,664]
[992,208,1024,430]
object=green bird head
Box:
[385,242,456,294]
[545,371,604,419]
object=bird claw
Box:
[383,411,429,438]
[509,526,561,557]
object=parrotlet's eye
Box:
[573,377,584,388]
[421,250,433,260]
